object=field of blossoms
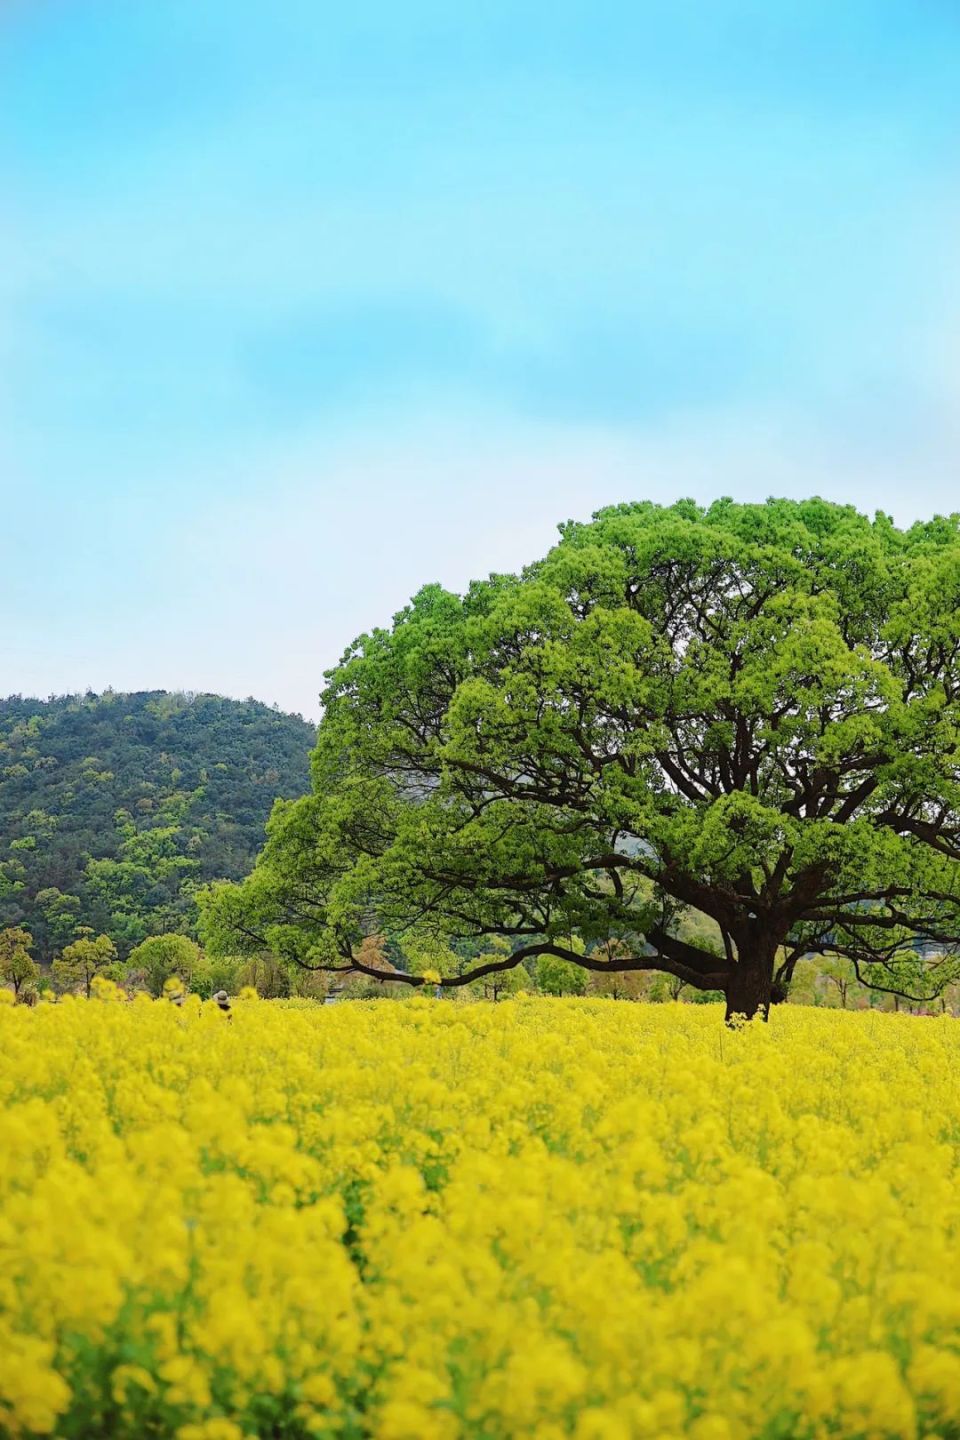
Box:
[2,996,960,1440]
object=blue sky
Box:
[2,0,959,717]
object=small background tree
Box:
[53,932,117,997]
[473,963,529,1002]
[816,954,863,1010]
[537,946,588,997]
[191,953,243,999]
[588,970,651,1000]
[125,933,200,997]
[648,972,688,1003]
[0,926,38,1000]
[337,938,404,1000]
[238,951,293,999]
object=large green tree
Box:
[201,499,960,1020]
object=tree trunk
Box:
[724,934,777,1023]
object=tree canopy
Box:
[52,932,117,998]
[125,933,202,998]
[0,926,37,998]
[201,498,960,1019]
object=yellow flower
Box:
[111,1364,157,1404]
[2,997,960,1436]
[176,1422,248,1440]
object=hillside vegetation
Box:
[0,691,315,958]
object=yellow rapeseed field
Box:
[1,993,960,1440]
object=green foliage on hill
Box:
[0,690,315,958]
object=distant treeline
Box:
[0,690,315,959]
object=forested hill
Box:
[0,691,315,959]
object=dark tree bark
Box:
[724,930,779,1023]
